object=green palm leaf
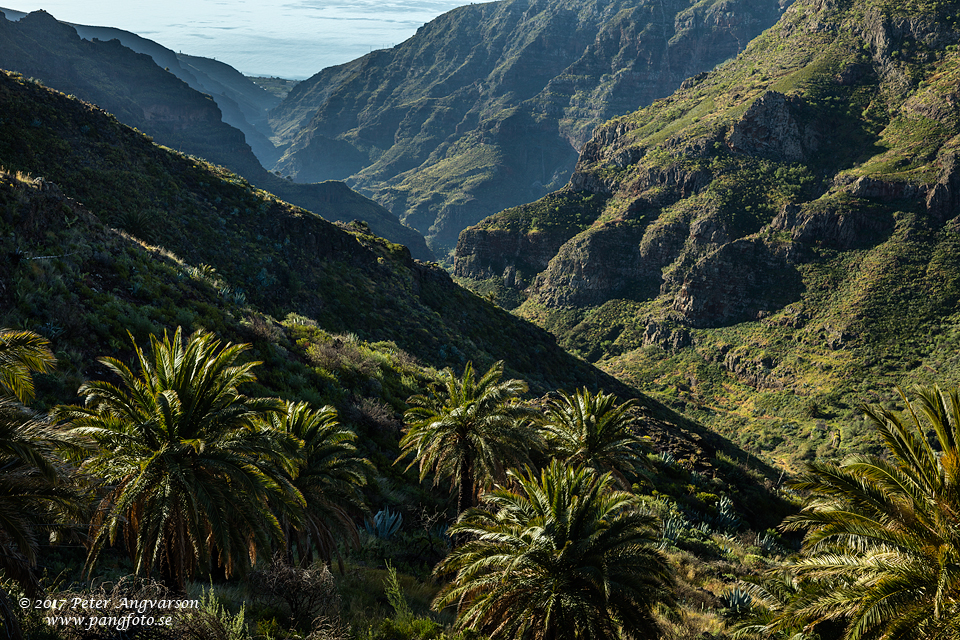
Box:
[60,327,295,590]
[538,388,649,487]
[434,461,676,640]
[776,385,960,640]
[268,401,372,566]
[399,361,541,514]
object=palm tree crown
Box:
[0,329,55,404]
[779,385,960,640]
[0,328,86,563]
[63,327,298,590]
[400,360,539,514]
[538,388,648,487]
[434,461,676,640]
[268,401,371,565]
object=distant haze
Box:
[1,0,471,79]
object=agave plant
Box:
[364,507,403,539]
[721,588,753,617]
[712,495,741,532]
[755,531,782,556]
[660,515,685,547]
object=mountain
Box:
[0,9,264,178]
[0,5,281,165]
[0,67,801,531]
[175,53,281,166]
[455,0,960,467]
[268,0,790,251]
[0,8,433,259]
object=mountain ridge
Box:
[454,0,960,467]
[0,4,281,164]
[0,8,434,259]
[0,67,799,506]
[268,0,791,251]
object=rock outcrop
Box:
[671,238,803,327]
[727,91,819,162]
[456,0,960,353]
[454,227,573,286]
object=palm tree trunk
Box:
[544,616,557,640]
[457,462,474,515]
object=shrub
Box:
[173,586,248,640]
[248,557,340,632]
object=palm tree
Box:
[776,385,960,640]
[268,401,371,566]
[399,360,539,514]
[731,570,820,640]
[62,327,300,590]
[538,388,649,487]
[0,329,55,404]
[0,329,88,640]
[434,460,676,640]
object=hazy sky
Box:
[1,0,471,78]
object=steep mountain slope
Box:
[455,0,960,467]
[175,53,281,166]
[0,5,281,165]
[0,68,799,524]
[0,9,433,259]
[269,0,789,251]
[0,9,263,178]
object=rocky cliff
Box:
[269,0,790,251]
[455,0,960,467]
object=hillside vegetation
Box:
[0,68,808,639]
[269,0,789,251]
[455,0,960,469]
[0,67,789,476]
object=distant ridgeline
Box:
[0,8,433,259]
[268,0,790,251]
[455,0,960,468]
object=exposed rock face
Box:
[925,154,960,222]
[269,0,791,249]
[642,321,692,350]
[671,238,803,328]
[454,228,572,284]
[770,202,895,250]
[727,91,819,162]
[531,221,653,308]
[452,0,960,469]
[457,0,960,341]
[843,176,923,200]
